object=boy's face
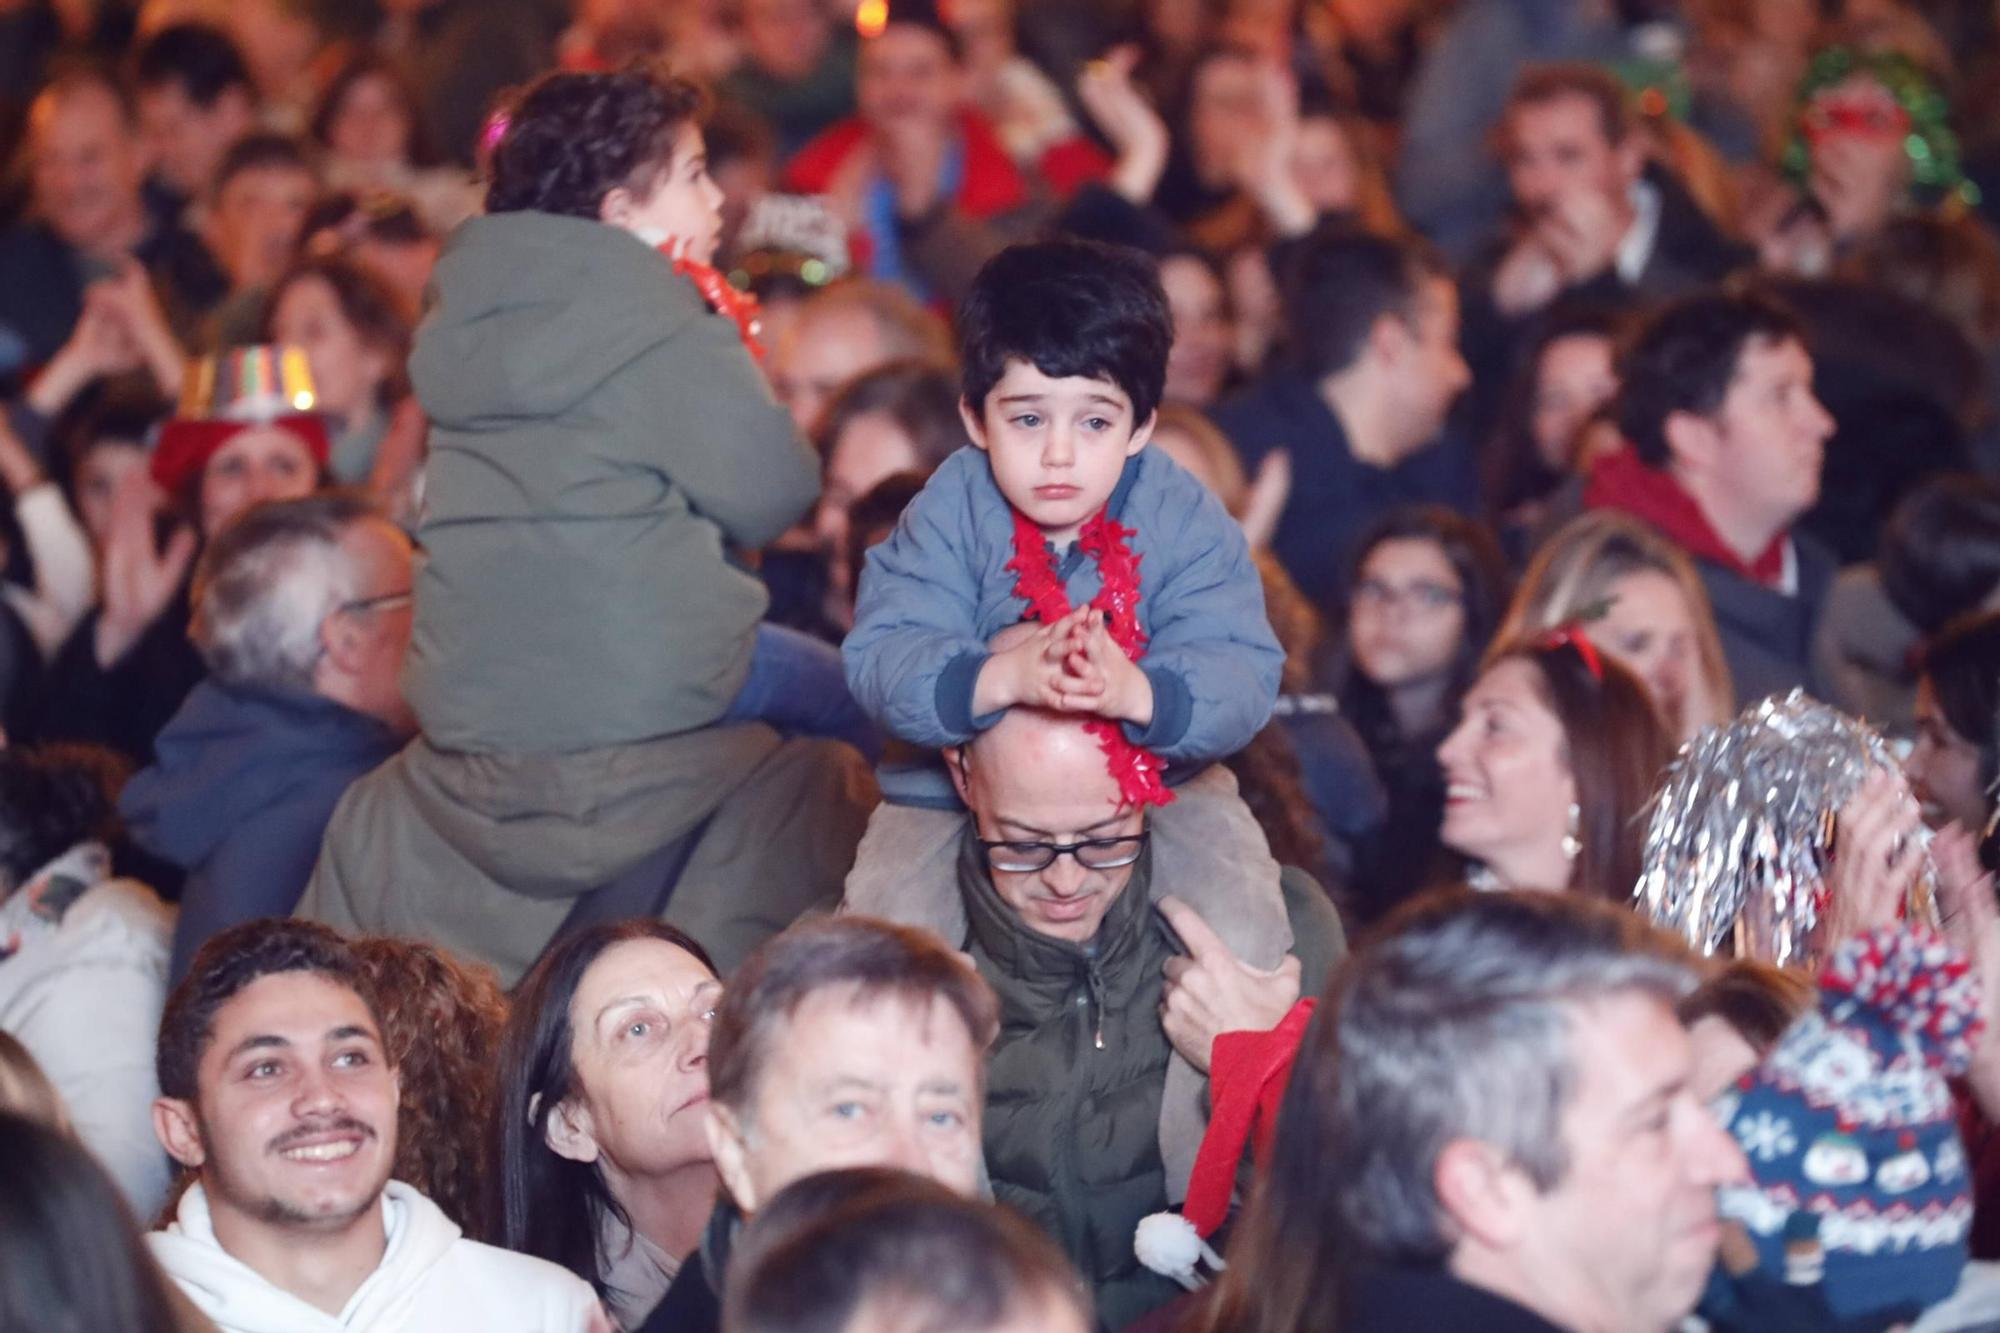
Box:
[962,359,1152,546]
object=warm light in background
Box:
[856,0,887,38]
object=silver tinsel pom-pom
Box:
[1635,691,1934,966]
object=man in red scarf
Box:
[1585,292,1837,705]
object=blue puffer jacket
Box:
[844,446,1283,762]
[120,680,401,984]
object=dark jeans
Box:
[725,622,881,762]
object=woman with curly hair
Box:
[351,935,510,1239]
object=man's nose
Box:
[883,1114,931,1176]
[1688,1101,1750,1187]
[1041,851,1088,897]
[292,1064,345,1116]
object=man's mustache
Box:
[267,1116,379,1153]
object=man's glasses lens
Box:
[982,835,1148,873]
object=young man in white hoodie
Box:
[148,918,609,1333]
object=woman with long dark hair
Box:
[1336,506,1511,919]
[492,921,722,1329]
[0,1110,188,1333]
[1907,611,2000,870]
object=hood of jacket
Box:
[120,680,401,869]
[410,210,707,427]
[148,1182,460,1333]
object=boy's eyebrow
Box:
[994,391,1128,408]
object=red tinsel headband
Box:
[1541,626,1605,683]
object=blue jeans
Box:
[725,623,881,762]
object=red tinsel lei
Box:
[659,247,766,363]
[1005,507,1175,810]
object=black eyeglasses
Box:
[976,831,1150,874]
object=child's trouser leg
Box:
[1149,765,1292,967]
[725,622,882,762]
[839,800,968,945]
[1149,764,1293,1204]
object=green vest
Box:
[959,831,1184,1329]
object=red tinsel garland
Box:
[659,247,767,363]
[1005,507,1174,810]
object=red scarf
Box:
[1584,446,1788,585]
[657,246,766,363]
[1005,508,1174,809]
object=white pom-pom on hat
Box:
[1135,1211,1226,1291]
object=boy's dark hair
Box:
[958,239,1172,425]
[1280,221,1451,382]
[156,919,382,1104]
[132,22,252,108]
[724,1167,1088,1333]
[212,132,315,198]
[1615,291,1805,468]
[486,68,706,220]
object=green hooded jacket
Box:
[406,211,819,754]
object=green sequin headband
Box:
[1781,45,1978,208]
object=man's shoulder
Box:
[1344,1265,1570,1333]
[1279,864,1347,997]
[1209,371,1338,464]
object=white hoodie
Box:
[149,1181,607,1333]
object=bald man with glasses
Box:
[927,702,1346,1330]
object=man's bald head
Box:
[947,654,1143,943]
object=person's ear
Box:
[598,184,636,229]
[1613,133,1645,187]
[1126,409,1157,457]
[1366,310,1412,369]
[153,1097,207,1170]
[1661,408,1719,478]
[705,1102,760,1213]
[959,397,991,452]
[543,1096,601,1165]
[944,745,972,806]
[1434,1137,1533,1251]
[318,607,367,680]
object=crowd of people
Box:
[6,0,2000,1329]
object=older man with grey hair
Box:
[1209,890,1750,1333]
[121,492,414,983]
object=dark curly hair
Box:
[0,744,129,895]
[352,937,509,1240]
[486,67,706,219]
[156,919,380,1104]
